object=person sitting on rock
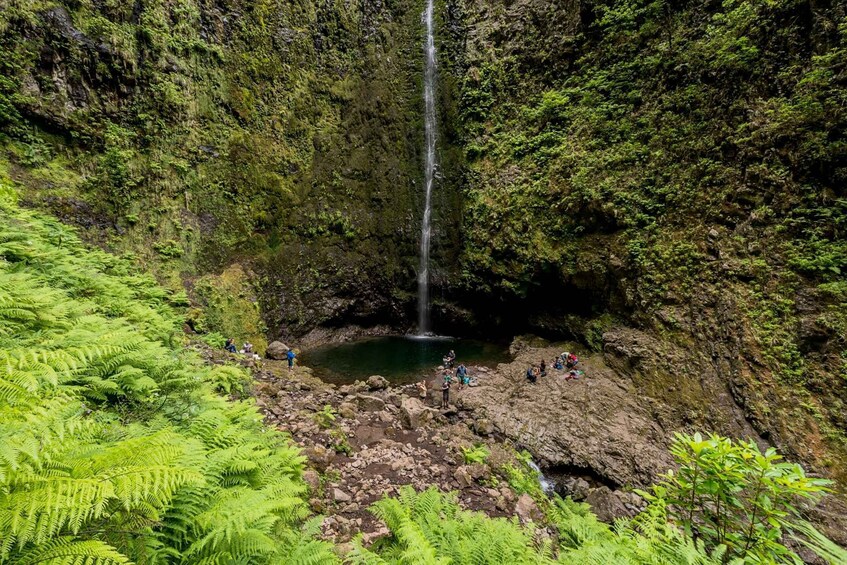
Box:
[224,338,237,354]
[565,369,581,381]
[441,377,451,408]
[526,366,537,383]
[566,352,579,369]
[553,357,564,370]
[240,342,253,354]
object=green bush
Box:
[641,433,833,563]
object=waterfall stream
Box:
[417,0,438,335]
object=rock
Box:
[391,457,414,472]
[453,466,474,489]
[361,525,391,546]
[473,418,494,436]
[333,488,352,503]
[302,470,321,494]
[585,487,635,522]
[367,375,389,390]
[386,392,402,407]
[304,445,334,471]
[400,397,437,429]
[356,394,386,412]
[266,341,290,360]
[515,493,543,524]
[338,402,358,419]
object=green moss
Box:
[193,264,269,355]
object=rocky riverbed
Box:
[205,334,847,548]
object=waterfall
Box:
[417,0,438,336]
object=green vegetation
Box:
[460,444,490,465]
[449,0,847,480]
[0,188,844,563]
[0,0,430,335]
[0,189,337,564]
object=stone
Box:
[361,525,391,546]
[473,418,494,436]
[453,466,474,489]
[302,470,321,494]
[304,445,334,471]
[367,375,389,390]
[515,493,543,524]
[400,397,436,429]
[356,394,386,412]
[333,488,352,503]
[391,457,414,472]
[585,486,634,522]
[338,402,357,419]
[266,341,290,360]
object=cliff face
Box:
[442,0,847,481]
[2,0,846,485]
[0,0,457,337]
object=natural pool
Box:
[301,335,511,385]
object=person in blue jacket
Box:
[287,349,296,371]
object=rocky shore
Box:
[205,333,847,549]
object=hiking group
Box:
[438,349,477,408]
[526,351,583,383]
[223,338,296,370]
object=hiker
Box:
[441,377,451,408]
[566,352,579,369]
[565,369,581,381]
[240,342,254,354]
[526,366,537,383]
[456,364,469,389]
[553,357,564,370]
[224,338,237,354]
[445,349,456,368]
[416,380,428,399]
[286,349,296,371]
[539,359,547,378]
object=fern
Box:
[0,195,332,564]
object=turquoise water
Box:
[302,336,510,385]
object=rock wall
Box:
[0,0,462,337]
[439,0,847,485]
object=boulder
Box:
[333,488,352,503]
[304,445,334,471]
[453,466,474,489]
[356,394,386,412]
[266,341,290,360]
[367,375,389,390]
[585,486,635,522]
[400,397,437,429]
[473,418,494,436]
[302,470,321,494]
[515,493,544,524]
[338,402,358,419]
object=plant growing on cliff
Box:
[641,433,832,563]
[461,444,491,464]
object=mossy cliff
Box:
[2,0,847,489]
[0,0,462,338]
[439,0,847,482]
